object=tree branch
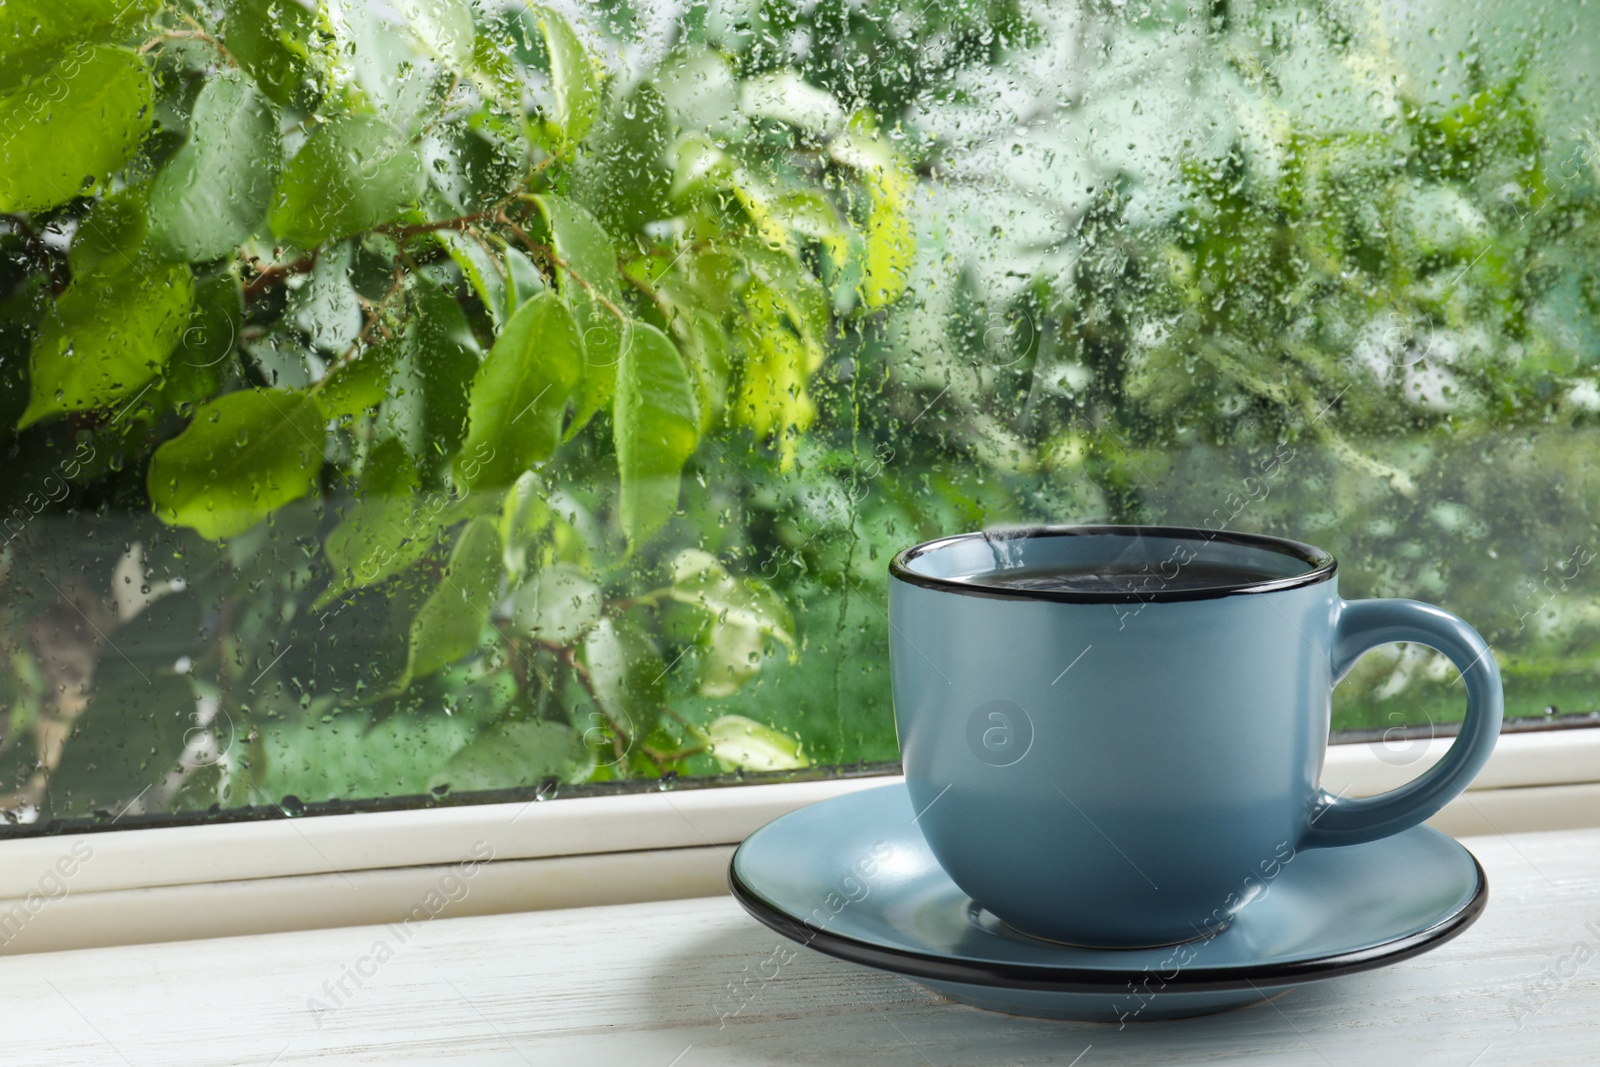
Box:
[549,642,631,763]
[138,26,238,67]
[619,268,694,346]
[242,253,318,302]
[378,211,491,244]
[241,210,491,304]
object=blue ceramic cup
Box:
[888,525,1502,948]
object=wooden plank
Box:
[0,828,1595,1064]
[0,774,883,899]
[0,847,732,956]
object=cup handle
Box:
[1301,598,1503,848]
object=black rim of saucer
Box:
[889,524,1338,604]
[728,843,1487,996]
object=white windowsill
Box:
[5,825,1598,1064]
[0,727,1595,955]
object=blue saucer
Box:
[729,783,1486,1022]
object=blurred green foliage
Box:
[0,0,1597,824]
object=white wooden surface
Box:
[2,826,1596,1066]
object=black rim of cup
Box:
[888,524,1338,604]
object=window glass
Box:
[1,0,1595,829]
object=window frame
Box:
[0,724,1595,956]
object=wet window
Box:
[1,1,1596,829]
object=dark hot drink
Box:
[964,560,1285,595]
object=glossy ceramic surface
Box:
[729,784,1488,1022]
[887,525,1502,946]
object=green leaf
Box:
[314,343,395,422]
[67,186,149,281]
[319,494,443,604]
[738,70,845,135]
[269,115,423,248]
[859,165,916,310]
[582,616,665,754]
[430,720,585,792]
[321,0,449,130]
[539,196,618,302]
[319,439,449,605]
[0,0,159,93]
[406,516,503,680]
[147,388,325,540]
[362,432,424,498]
[149,74,281,263]
[0,46,154,214]
[680,309,729,432]
[743,242,831,352]
[536,195,621,438]
[568,314,625,443]
[689,159,844,295]
[412,276,480,457]
[158,272,245,407]
[381,276,479,482]
[455,292,582,489]
[535,5,600,150]
[499,470,551,577]
[704,715,808,772]
[669,549,795,649]
[219,0,322,109]
[19,263,193,428]
[829,119,916,310]
[770,190,851,264]
[733,307,814,471]
[441,231,510,330]
[615,322,699,545]
[390,0,475,69]
[288,240,362,352]
[663,245,741,316]
[669,133,734,201]
[695,622,767,697]
[672,548,795,696]
[505,245,546,312]
[510,562,601,645]
[466,26,526,117]
[570,81,674,234]
[462,124,528,197]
